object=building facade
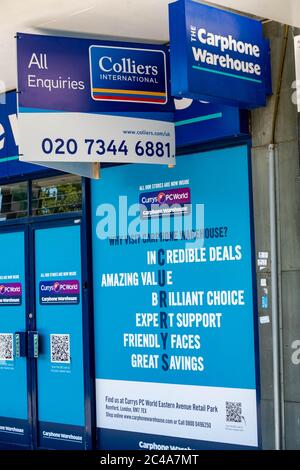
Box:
[0,3,299,451]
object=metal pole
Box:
[274,144,286,450]
[268,143,281,450]
[268,24,289,451]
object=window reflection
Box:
[31,175,82,216]
[0,182,28,220]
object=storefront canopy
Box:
[0,0,299,94]
[206,0,300,27]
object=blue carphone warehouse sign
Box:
[169,0,271,108]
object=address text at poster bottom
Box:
[96,379,258,447]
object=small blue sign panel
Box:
[262,296,268,309]
[174,98,248,148]
[0,91,42,178]
[169,0,271,108]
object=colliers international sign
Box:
[16,34,175,165]
[169,0,271,108]
[89,45,167,104]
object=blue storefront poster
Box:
[91,145,260,450]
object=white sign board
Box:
[18,112,175,164]
[17,34,175,166]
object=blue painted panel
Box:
[0,417,29,446]
[0,91,43,178]
[175,99,248,147]
[0,231,29,445]
[38,421,85,449]
[35,225,85,433]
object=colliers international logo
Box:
[89,45,167,104]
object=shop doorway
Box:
[0,175,94,449]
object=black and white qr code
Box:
[0,333,13,361]
[50,334,70,363]
[226,401,242,423]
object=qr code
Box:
[50,334,70,363]
[226,401,242,423]
[0,333,13,361]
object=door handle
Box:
[28,331,39,359]
[15,332,28,358]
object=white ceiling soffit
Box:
[0,0,299,93]
[0,0,172,92]
[205,0,300,27]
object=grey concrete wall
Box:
[251,22,300,449]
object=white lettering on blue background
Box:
[191,24,262,78]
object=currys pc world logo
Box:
[140,188,191,205]
[53,281,61,293]
[89,45,167,104]
[39,280,80,305]
[140,187,191,218]
[0,282,22,306]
